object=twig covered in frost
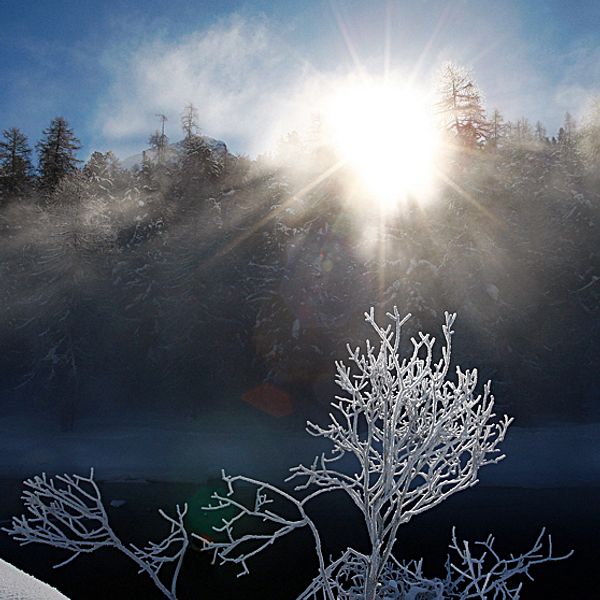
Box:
[3,469,188,600]
[300,551,446,600]
[198,471,335,598]
[443,527,573,599]
[298,529,572,600]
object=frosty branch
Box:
[3,469,189,600]
[306,528,572,600]
[197,471,334,597]
[443,527,574,599]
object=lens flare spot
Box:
[242,383,293,417]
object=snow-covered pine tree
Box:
[150,113,170,165]
[83,150,122,186]
[558,112,584,175]
[559,112,577,147]
[20,171,115,430]
[149,130,169,164]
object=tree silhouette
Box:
[0,127,33,201]
[37,117,81,194]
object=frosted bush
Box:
[4,469,188,600]
[198,308,570,599]
[4,308,571,599]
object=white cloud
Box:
[96,16,315,156]
[554,42,600,123]
[95,9,597,158]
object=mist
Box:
[1,4,600,598]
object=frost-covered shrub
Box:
[4,470,188,600]
[198,308,570,599]
[4,309,571,599]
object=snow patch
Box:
[0,558,69,600]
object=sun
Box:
[323,77,441,210]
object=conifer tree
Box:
[149,114,169,165]
[436,63,490,148]
[178,103,221,187]
[181,103,199,140]
[557,112,583,174]
[535,121,547,143]
[488,109,506,149]
[0,127,33,200]
[560,112,577,146]
[37,117,81,193]
[581,98,600,166]
[83,151,123,188]
[148,131,169,161]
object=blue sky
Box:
[2,0,599,160]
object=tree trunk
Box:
[364,551,380,600]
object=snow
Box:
[0,558,69,600]
[0,412,598,488]
[486,283,499,301]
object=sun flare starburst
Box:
[323,78,441,210]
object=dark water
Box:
[0,480,596,599]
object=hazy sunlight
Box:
[324,78,440,210]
